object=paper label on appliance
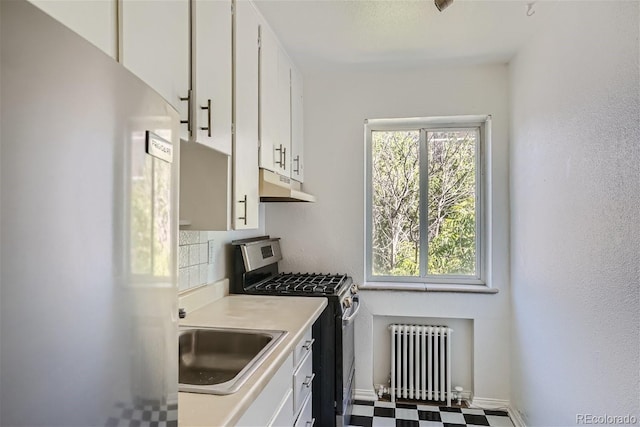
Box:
[146,131,173,163]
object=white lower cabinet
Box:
[237,353,293,427]
[293,351,314,426]
[237,327,314,426]
[292,327,314,426]
[294,392,313,427]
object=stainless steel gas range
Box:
[231,236,360,427]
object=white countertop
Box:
[178,294,327,427]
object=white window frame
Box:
[365,115,491,287]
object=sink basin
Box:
[178,326,287,395]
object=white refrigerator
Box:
[1,1,180,425]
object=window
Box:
[365,116,490,286]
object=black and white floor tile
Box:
[349,400,514,427]
[105,401,178,427]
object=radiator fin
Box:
[389,324,453,406]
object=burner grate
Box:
[253,273,348,295]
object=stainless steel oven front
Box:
[338,294,360,427]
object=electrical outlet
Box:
[208,240,215,264]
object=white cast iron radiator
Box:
[389,324,453,406]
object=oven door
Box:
[338,294,360,427]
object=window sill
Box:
[359,282,499,294]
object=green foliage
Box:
[371,129,477,278]
[371,130,420,276]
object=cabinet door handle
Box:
[302,338,314,351]
[303,373,315,388]
[293,155,300,174]
[274,144,283,167]
[238,195,247,225]
[200,99,212,137]
[282,147,286,170]
[179,89,192,135]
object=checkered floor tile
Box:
[105,401,177,427]
[349,400,514,427]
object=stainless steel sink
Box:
[178,326,287,395]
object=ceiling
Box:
[253,0,543,72]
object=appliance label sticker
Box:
[146,131,173,163]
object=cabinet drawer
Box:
[294,391,313,427]
[292,350,313,417]
[268,388,293,427]
[236,353,293,427]
[293,327,313,368]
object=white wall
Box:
[509,2,640,425]
[266,63,511,400]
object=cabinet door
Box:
[233,0,260,230]
[29,0,117,58]
[121,0,190,141]
[290,65,304,183]
[276,48,292,178]
[258,24,279,173]
[193,0,232,155]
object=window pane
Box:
[371,130,420,276]
[427,130,477,276]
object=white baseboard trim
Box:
[469,397,510,410]
[354,388,378,402]
[469,397,525,427]
[508,406,526,427]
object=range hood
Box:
[259,169,316,202]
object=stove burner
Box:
[253,273,348,295]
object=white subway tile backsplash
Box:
[189,245,200,267]
[179,230,199,246]
[199,243,208,264]
[178,245,189,269]
[188,265,200,288]
[199,264,208,285]
[178,267,189,291]
[179,231,215,290]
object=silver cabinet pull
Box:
[179,89,192,135]
[238,195,247,225]
[200,99,212,137]
[302,338,314,351]
[305,419,316,427]
[293,155,300,174]
[282,147,286,170]
[302,373,315,388]
[274,144,283,167]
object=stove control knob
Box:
[344,296,353,309]
[351,284,358,294]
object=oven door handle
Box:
[342,294,360,324]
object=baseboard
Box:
[469,397,525,427]
[469,397,510,410]
[508,406,526,427]
[354,388,378,402]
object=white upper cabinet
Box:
[121,0,190,141]
[277,49,292,179]
[29,0,117,58]
[192,0,233,155]
[233,0,260,229]
[258,24,279,174]
[257,17,299,180]
[290,65,304,183]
